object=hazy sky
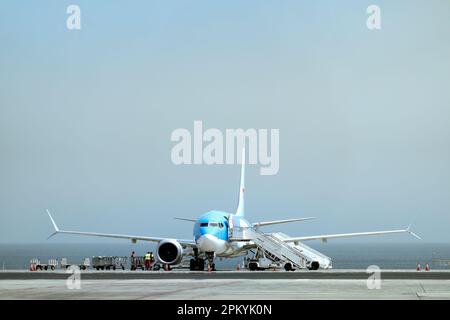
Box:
[1,1,449,243]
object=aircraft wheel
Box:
[190,258,204,271]
[198,258,205,271]
[308,261,320,270]
[249,262,258,271]
[284,263,292,271]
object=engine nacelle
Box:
[156,239,183,265]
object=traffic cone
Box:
[207,263,212,272]
[417,262,421,271]
[426,262,430,271]
[236,263,240,271]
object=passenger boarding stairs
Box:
[229,225,308,269]
[250,230,308,269]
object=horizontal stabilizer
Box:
[174,217,197,222]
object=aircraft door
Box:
[228,215,248,240]
[227,214,234,240]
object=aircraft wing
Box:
[46,210,196,247]
[253,217,315,228]
[283,226,421,243]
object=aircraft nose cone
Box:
[198,234,218,252]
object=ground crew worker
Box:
[149,252,155,268]
[131,251,137,271]
[144,251,151,271]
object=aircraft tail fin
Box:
[235,149,245,217]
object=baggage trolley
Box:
[112,256,127,270]
[131,256,145,271]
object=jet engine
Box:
[156,239,183,265]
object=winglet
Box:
[46,209,59,239]
[406,224,421,240]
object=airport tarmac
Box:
[1,270,450,299]
[1,269,450,280]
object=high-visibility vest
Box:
[145,253,151,260]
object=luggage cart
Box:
[30,258,41,271]
[92,256,107,270]
[103,256,114,270]
[61,257,90,270]
[101,256,125,270]
[130,256,145,271]
[30,258,59,271]
[92,256,127,270]
[111,256,127,270]
[47,259,58,270]
[81,258,90,270]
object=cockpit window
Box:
[200,222,224,228]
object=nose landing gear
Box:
[205,251,216,271]
[189,249,216,271]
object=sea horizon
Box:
[1,242,449,270]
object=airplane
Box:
[46,150,420,271]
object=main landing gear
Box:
[189,248,205,271]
